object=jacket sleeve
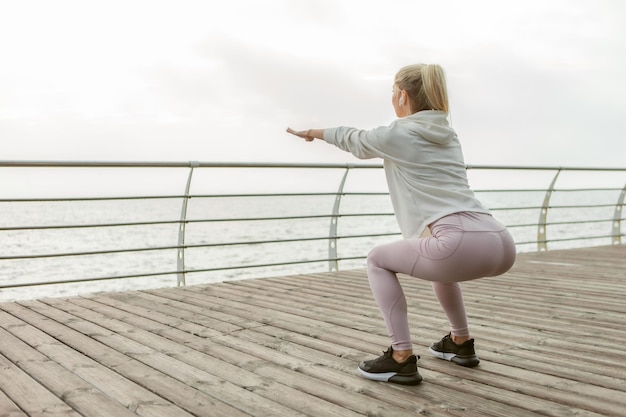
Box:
[323,125,392,160]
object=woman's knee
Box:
[367,241,405,271]
[367,245,384,268]
[367,240,423,277]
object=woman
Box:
[286,63,516,386]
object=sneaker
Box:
[357,346,422,385]
[429,333,480,367]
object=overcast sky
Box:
[1,0,625,167]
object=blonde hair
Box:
[395,64,449,114]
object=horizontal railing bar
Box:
[490,203,619,211]
[3,160,626,171]
[183,234,398,250]
[1,198,618,211]
[11,209,620,233]
[547,204,619,209]
[182,255,370,276]
[0,232,403,261]
[540,234,623,244]
[0,255,373,289]
[4,189,621,205]
[191,192,390,198]
[474,188,623,193]
[194,233,401,249]
[188,213,396,222]
[10,210,613,232]
[474,189,549,193]
[0,245,181,260]
[0,192,391,203]
[337,232,400,240]
[489,206,545,211]
[550,188,624,192]
[465,165,626,171]
[0,270,182,289]
[463,216,626,232]
[2,189,622,203]
[0,220,182,231]
[512,240,540,246]
[5,190,621,203]
[509,235,621,245]
[0,160,384,169]
[0,213,398,232]
[544,218,624,227]
[505,223,541,229]
[0,195,186,203]
[0,193,338,203]
[5,210,621,232]
[505,218,618,229]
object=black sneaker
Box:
[357,346,422,385]
[429,333,480,367]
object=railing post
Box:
[328,166,352,271]
[177,161,199,286]
[612,182,626,245]
[537,169,561,252]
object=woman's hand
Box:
[286,127,321,142]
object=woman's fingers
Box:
[286,127,311,140]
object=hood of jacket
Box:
[396,110,455,145]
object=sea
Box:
[1,167,624,302]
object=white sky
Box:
[1,0,625,167]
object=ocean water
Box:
[1,168,624,302]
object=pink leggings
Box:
[366,211,516,351]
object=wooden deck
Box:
[1,245,625,417]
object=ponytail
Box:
[395,64,449,114]
[422,64,449,114]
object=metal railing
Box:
[1,161,624,294]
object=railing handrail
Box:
[3,159,626,171]
[0,160,380,169]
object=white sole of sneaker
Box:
[357,368,397,382]
[357,367,423,385]
[428,347,480,367]
[428,347,455,361]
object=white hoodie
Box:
[323,110,490,238]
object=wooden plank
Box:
[0,352,81,417]
[0,388,27,417]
